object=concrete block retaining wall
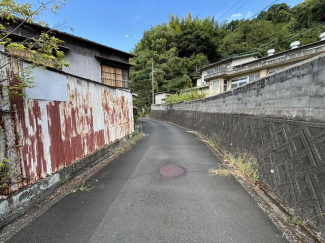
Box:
[150,54,325,235]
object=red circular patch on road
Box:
[158,165,187,178]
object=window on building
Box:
[231,77,248,89]
[101,65,129,88]
[213,80,220,90]
[207,66,222,75]
[223,80,227,92]
[249,74,260,82]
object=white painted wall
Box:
[24,63,68,102]
[231,56,259,66]
[155,93,172,105]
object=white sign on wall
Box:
[23,63,68,102]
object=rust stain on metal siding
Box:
[9,74,134,188]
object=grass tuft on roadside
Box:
[206,135,259,184]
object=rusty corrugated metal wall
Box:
[1,55,134,193]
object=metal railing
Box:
[101,78,130,89]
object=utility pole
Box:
[152,58,154,105]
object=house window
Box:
[231,77,248,89]
[249,74,260,82]
[213,80,220,90]
[101,65,129,88]
[207,66,222,75]
[223,80,227,92]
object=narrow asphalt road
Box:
[6,119,286,243]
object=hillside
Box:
[130,0,325,110]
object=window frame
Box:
[213,80,220,90]
[101,64,129,89]
[231,77,248,89]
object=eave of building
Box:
[200,52,263,71]
[0,31,71,53]
[95,55,134,69]
[1,18,135,58]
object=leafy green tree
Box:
[131,0,325,111]
[292,0,325,29]
[257,3,293,24]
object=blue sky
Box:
[20,0,303,53]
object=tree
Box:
[131,0,325,111]
[257,3,292,24]
[0,0,70,101]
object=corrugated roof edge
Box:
[7,18,136,58]
[200,52,263,70]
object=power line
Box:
[217,0,244,21]
[212,0,232,17]
[245,0,279,21]
[220,0,279,32]
[229,21,325,59]
[256,12,325,50]
[227,0,251,20]
[263,23,324,48]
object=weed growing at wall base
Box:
[209,152,260,183]
[287,213,325,227]
[207,136,260,184]
[0,158,12,190]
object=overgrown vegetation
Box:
[131,0,325,111]
[207,135,259,183]
[165,90,206,105]
[210,151,260,184]
[0,157,12,189]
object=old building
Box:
[0,20,135,201]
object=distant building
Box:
[197,32,325,97]
[155,92,174,105]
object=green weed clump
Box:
[223,152,260,183]
[207,135,260,184]
[165,90,206,105]
[287,216,306,227]
[0,158,12,189]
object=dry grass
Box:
[209,168,231,176]
[223,151,260,183]
[206,135,260,184]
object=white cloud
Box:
[231,13,242,19]
[246,11,253,19]
[125,34,129,38]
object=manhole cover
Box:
[158,165,187,178]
